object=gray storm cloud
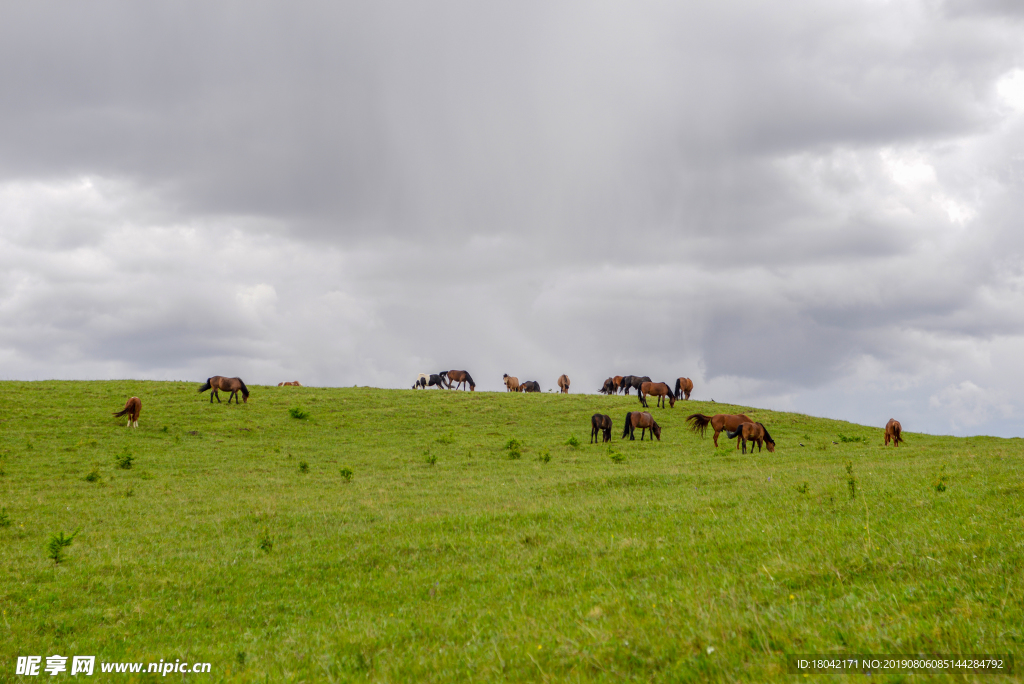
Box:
[1,1,1023,436]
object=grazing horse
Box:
[413,373,429,389]
[278,381,301,386]
[599,377,617,394]
[613,376,624,393]
[674,377,693,400]
[622,411,661,441]
[687,413,754,447]
[447,370,475,391]
[503,374,520,392]
[113,396,141,428]
[558,374,570,394]
[639,381,676,408]
[726,422,776,453]
[591,414,613,443]
[198,376,250,404]
[426,374,448,389]
[621,376,651,396]
[884,419,903,447]
[519,380,541,393]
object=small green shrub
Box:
[124,486,134,498]
[299,461,309,474]
[796,482,809,495]
[258,529,274,553]
[506,438,522,460]
[610,452,625,464]
[838,434,866,443]
[115,451,134,470]
[289,407,310,420]
[0,508,10,527]
[340,467,353,482]
[436,430,455,445]
[46,530,79,565]
[84,469,101,482]
[566,434,581,449]
[538,449,551,463]
[425,453,437,466]
[934,466,948,493]
[846,462,856,499]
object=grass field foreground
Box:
[1,380,1022,682]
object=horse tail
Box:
[674,378,682,399]
[622,412,633,439]
[726,428,741,439]
[198,379,211,393]
[113,406,131,417]
[464,372,475,390]
[686,413,711,437]
[238,379,250,399]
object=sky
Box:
[1,1,1023,436]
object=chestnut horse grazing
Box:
[726,422,775,453]
[447,370,475,391]
[687,413,753,447]
[198,376,250,404]
[113,397,141,428]
[622,411,661,441]
[278,381,301,386]
[558,374,570,394]
[503,374,520,392]
[884,419,903,446]
[613,376,624,393]
[674,377,693,400]
[639,381,675,408]
[591,414,613,443]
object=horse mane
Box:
[238,379,250,398]
[686,413,711,436]
[464,372,475,388]
[758,423,774,444]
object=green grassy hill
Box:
[1,381,1021,682]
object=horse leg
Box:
[713,429,720,447]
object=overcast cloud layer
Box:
[2,1,1024,436]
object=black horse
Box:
[520,380,541,393]
[591,414,613,443]
[598,377,617,395]
[427,374,448,389]
[621,375,651,396]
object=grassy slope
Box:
[0,380,1022,683]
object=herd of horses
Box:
[110,371,907,451]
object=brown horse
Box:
[558,374,570,394]
[503,374,520,392]
[519,380,541,393]
[674,377,693,400]
[599,377,616,394]
[613,376,624,393]
[687,413,754,447]
[622,411,661,441]
[113,396,141,428]
[199,376,250,404]
[639,381,675,408]
[591,414,613,443]
[726,422,775,453]
[447,370,475,391]
[278,381,302,386]
[884,419,903,446]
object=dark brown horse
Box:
[674,377,693,400]
[113,396,141,428]
[639,381,675,408]
[884,419,903,446]
[622,411,661,441]
[503,374,520,392]
[726,422,775,453]
[687,413,753,447]
[557,374,570,394]
[591,414,613,443]
[199,376,250,404]
[599,377,617,394]
[446,370,475,391]
[519,380,541,393]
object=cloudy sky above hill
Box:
[1,1,1023,436]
